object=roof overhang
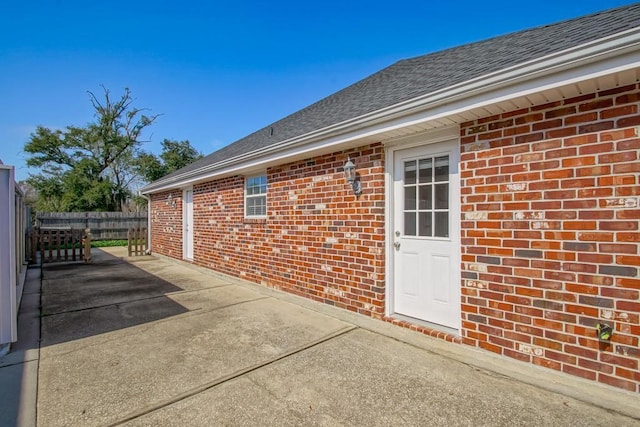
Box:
[142,27,640,194]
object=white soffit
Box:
[371,66,640,144]
[144,36,640,193]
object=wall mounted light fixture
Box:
[166,193,177,208]
[343,156,362,196]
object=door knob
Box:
[393,241,401,249]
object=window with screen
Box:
[245,174,267,217]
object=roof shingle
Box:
[148,3,640,189]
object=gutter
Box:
[141,27,640,194]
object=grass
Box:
[91,239,128,248]
[40,239,130,250]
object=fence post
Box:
[83,229,92,263]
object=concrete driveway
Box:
[17,248,640,425]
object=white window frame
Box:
[244,174,267,218]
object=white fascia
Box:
[142,28,640,194]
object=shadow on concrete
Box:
[40,249,191,347]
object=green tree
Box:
[24,87,160,212]
[136,139,202,183]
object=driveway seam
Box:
[41,296,275,358]
[41,284,237,316]
[107,325,359,427]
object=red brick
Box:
[576,165,611,176]
[600,105,637,119]
[617,301,640,312]
[562,156,595,167]
[579,274,614,286]
[503,125,531,136]
[576,187,613,199]
[617,232,640,242]
[545,349,576,364]
[599,222,638,231]
[616,93,640,104]
[546,106,577,118]
[563,365,597,381]
[617,138,640,150]
[617,116,640,127]
[566,304,599,317]
[565,112,598,125]
[561,178,596,189]
[533,356,562,371]
[579,358,614,374]
[579,121,615,134]
[479,341,503,354]
[577,253,613,264]
[616,255,640,267]
[459,92,640,392]
[565,283,598,295]
[565,345,597,360]
[616,367,640,382]
[598,373,637,392]
[600,151,638,164]
[598,84,637,97]
[515,133,544,144]
[617,210,640,219]
[515,113,543,124]
[546,127,576,138]
[578,210,613,220]
[579,99,613,112]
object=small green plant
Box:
[91,240,128,248]
[41,239,129,250]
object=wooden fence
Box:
[36,212,146,240]
[127,228,148,256]
[30,228,91,264]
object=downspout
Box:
[138,192,152,255]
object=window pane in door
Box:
[404,161,417,185]
[404,186,416,211]
[435,212,449,237]
[435,156,449,182]
[435,183,449,209]
[404,212,416,236]
[419,158,432,183]
[419,185,432,210]
[419,212,432,237]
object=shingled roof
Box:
[144,3,640,191]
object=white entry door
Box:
[184,189,194,260]
[392,139,460,330]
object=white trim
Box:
[182,187,194,260]
[142,30,640,194]
[384,144,394,319]
[385,136,462,333]
[244,173,268,219]
[385,127,460,318]
[383,126,459,149]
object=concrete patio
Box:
[2,247,639,426]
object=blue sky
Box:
[0,0,634,182]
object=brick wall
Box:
[187,144,386,316]
[460,84,640,392]
[149,86,639,393]
[150,190,183,258]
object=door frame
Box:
[182,186,194,261]
[384,126,462,333]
